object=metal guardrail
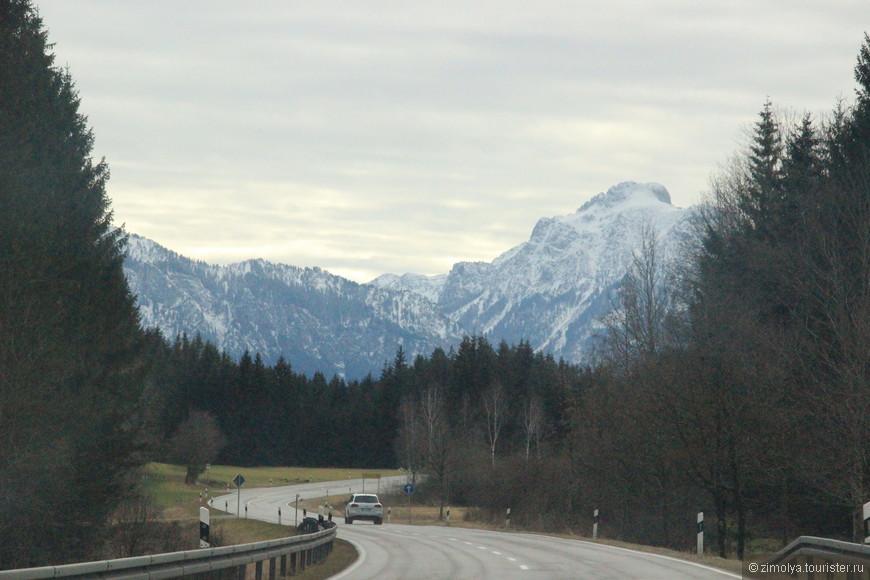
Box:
[750,536,870,579]
[0,526,336,580]
[770,536,870,565]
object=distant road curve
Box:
[212,478,740,580]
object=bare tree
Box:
[396,396,423,484]
[168,411,226,484]
[601,221,674,371]
[419,385,452,519]
[482,382,507,466]
[521,396,544,462]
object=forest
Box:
[4,0,870,569]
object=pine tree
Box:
[742,98,784,237]
[0,0,147,567]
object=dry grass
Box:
[299,494,481,528]
[143,463,361,580]
[288,539,357,580]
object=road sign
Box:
[233,473,245,488]
[404,483,415,495]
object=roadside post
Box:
[199,507,210,548]
[404,483,415,523]
[505,508,511,528]
[593,509,599,539]
[388,506,392,524]
[446,507,450,526]
[697,512,704,555]
[362,473,381,495]
[295,494,300,527]
[278,507,282,525]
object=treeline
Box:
[566,36,870,558]
[148,333,585,471]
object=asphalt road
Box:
[211,478,741,580]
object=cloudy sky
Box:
[37,1,868,282]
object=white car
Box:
[345,493,383,524]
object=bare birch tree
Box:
[483,381,508,466]
[521,396,544,462]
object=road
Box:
[211,478,740,580]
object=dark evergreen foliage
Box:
[151,332,584,470]
[0,0,149,568]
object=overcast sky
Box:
[37,1,868,282]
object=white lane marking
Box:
[507,557,517,561]
[520,565,529,570]
[449,538,458,541]
[327,537,367,580]
[492,551,502,555]
[478,546,487,550]
[525,533,741,579]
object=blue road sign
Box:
[404,483,415,495]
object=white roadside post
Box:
[199,507,210,548]
[295,494,300,527]
[593,509,599,539]
[506,508,511,528]
[863,501,870,543]
[446,507,450,526]
[697,512,704,556]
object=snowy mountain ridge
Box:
[124,181,694,378]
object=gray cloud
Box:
[37,0,869,281]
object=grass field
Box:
[143,463,372,579]
[145,463,400,519]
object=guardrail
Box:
[0,526,336,580]
[751,536,870,579]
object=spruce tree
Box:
[0,0,147,568]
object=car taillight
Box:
[375,504,382,508]
[350,503,359,507]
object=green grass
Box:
[141,463,367,579]
[144,463,401,519]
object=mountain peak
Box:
[578,181,671,213]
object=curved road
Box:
[211,479,740,580]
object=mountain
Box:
[124,181,693,378]
[372,181,693,363]
[123,237,463,378]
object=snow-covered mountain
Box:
[123,237,463,378]
[124,182,694,378]
[372,181,692,363]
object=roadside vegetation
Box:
[107,463,360,578]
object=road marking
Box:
[520,565,529,570]
[507,557,517,561]
[492,551,502,555]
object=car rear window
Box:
[354,495,378,503]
